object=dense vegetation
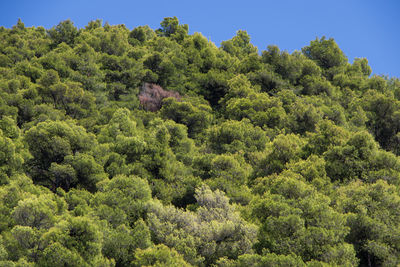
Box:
[0,17,400,266]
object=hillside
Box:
[0,17,400,266]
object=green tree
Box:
[24,120,97,190]
[361,90,400,153]
[12,194,61,229]
[47,20,79,46]
[324,131,379,182]
[251,173,358,265]
[255,133,304,177]
[207,119,268,154]
[221,30,257,59]
[129,25,156,44]
[93,175,151,227]
[160,97,213,137]
[156,17,188,42]
[147,185,258,265]
[302,37,347,71]
[40,216,106,265]
[226,253,306,267]
[132,244,191,267]
[102,220,151,266]
[0,129,24,184]
[335,180,400,266]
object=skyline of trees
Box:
[0,17,399,266]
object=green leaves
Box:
[12,194,58,229]
[302,37,348,70]
[132,244,192,267]
[251,174,357,265]
[24,120,99,190]
[147,185,258,265]
[157,17,189,42]
[47,20,79,46]
[221,30,257,59]
[1,17,400,266]
[161,97,213,137]
[207,119,268,154]
[335,180,400,266]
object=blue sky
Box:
[1,0,399,77]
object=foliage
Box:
[0,17,400,266]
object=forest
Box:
[0,17,400,266]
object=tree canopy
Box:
[0,17,399,266]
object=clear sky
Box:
[1,0,399,77]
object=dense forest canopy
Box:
[0,17,400,266]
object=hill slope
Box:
[0,17,400,266]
